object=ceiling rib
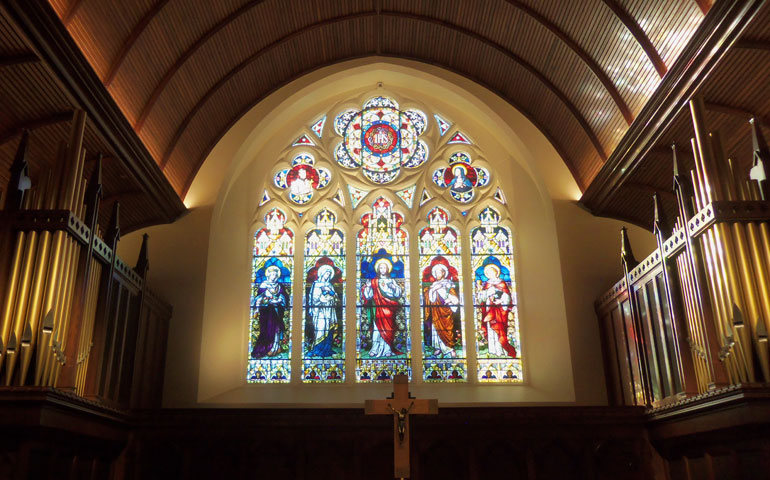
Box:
[0,53,39,66]
[103,0,171,86]
[180,52,591,198]
[502,0,633,124]
[62,0,84,26]
[600,0,668,77]
[133,0,268,132]
[0,111,74,146]
[141,2,631,140]
[160,11,608,171]
[734,39,770,51]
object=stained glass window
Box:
[251,94,523,388]
[302,208,345,382]
[248,208,293,383]
[432,152,490,203]
[471,207,522,382]
[419,207,466,382]
[274,153,331,204]
[356,197,410,382]
[334,96,429,184]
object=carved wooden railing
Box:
[0,112,170,410]
[596,98,770,407]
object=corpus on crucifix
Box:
[365,374,438,479]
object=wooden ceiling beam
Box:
[502,0,633,124]
[0,53,39,67]
[103,0,171,87]
[181,52,591,198]
[0,111,73,146]
[162,11,608,174]
[580,0,764,215]
[133,0,268,132]
[734,38,770,52]
[601,0,668,77]
[62,0,84,26]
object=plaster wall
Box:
[120,58,656,407]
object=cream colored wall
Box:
[120,58,656,408]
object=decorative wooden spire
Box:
[620,226,638,270]
[106,201,121,246]
[7,130,32,211]
[653,192,671,239]
[749,118,768,200]
[84,154,103,227]
[134,234,150,278]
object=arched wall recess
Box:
[194,59,579,406]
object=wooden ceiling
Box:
[2,0,770,231]
[48,0,707,195]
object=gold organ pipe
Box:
[74,259,97,393]
[0,231,26,373]
[49,174,87,387]
[691,99,756,382]
[676,253,707,391]
[33,113,86,385]
[5,227,39,385]
[42,151,86,386]
[691,149,740,382]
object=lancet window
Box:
[249,93,522,385]
[248,208,293,383]
[302,208,345,382]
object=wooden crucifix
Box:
[365,374,438,479]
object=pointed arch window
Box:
[356,197,410,382]
[471,207,521,382]
[419,207,466,382]
[302,208,345,382]
[248,208,293,383]
[249,93,522,385]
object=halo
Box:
[431,263,448,278]
[374,258,393,273]
[452,165,465,176]
[266,265,282,276]
[483,264,500,278]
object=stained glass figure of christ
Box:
[356,197,410,382]
[471,207,522,382]
[302,208,345,382]
[248,209,293,383]
[419,207,466,381]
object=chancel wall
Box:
[119,58,656,407]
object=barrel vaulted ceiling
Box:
[3,0,770,232]
[49,0,707,196]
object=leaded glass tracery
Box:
[334,96,429,184]
[250,93,522,386]
[248,208,293,383]
[302,208,345,382]
[356,197,410,382]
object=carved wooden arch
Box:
[126,1,636,134]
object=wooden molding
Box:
[580,0,766,215]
